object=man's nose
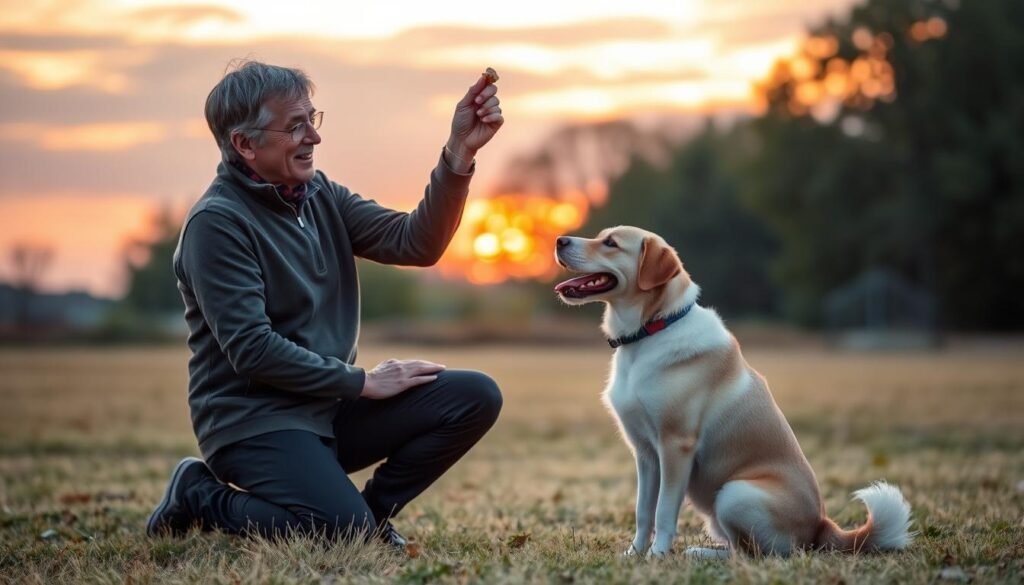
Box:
[305,124,321,144]
[556,237,571,249]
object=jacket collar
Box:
[607,303,695,349]
[216,159,319,211]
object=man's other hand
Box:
[361,359,446,399]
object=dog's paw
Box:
[647,546,672,559]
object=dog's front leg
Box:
[627,443,660,556]
[649,436,697,557]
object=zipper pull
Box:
[296,214,305,228]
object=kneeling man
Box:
[147,60,505,547]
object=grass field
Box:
[1,343,1023,584]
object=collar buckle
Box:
[643,320,667,335]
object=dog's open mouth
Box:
[554,272,618,298]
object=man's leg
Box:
[332,369,502,522]
[159,430,376,539]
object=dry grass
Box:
[1,343,1022,584]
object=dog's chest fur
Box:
[601,323,717,447]
[606,350,688,426]
[605,351,663,441]
[600,307,741,477]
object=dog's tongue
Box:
[554,272,617,298]
[554,273,596,294]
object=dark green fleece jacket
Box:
[173,153,471,459]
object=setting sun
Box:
[438,195,590,285]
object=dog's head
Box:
[553,226,686,306]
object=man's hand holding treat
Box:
[445,67,503,173]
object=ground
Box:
[1,343,1022,584]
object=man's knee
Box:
[446,369,503,425]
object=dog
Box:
[554,226,913,558]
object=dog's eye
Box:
[603,237,618,248]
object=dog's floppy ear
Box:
[637,237,682,291]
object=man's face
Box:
[248,94,321,187]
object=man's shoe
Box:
[146,457,212,537]
[378,521,409,551]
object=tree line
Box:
[582,0,1024,330]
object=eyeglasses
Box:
[252,111,323,142]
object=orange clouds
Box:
[0,122,172,151]
[0,49,149,92]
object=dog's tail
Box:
[815,481,914,553]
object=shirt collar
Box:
[229,160,309,203]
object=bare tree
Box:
[492,120,675,203]
[8,242,54,330]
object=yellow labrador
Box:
[554,226,912,558]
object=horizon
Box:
[0,0,858,297]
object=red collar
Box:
[607,303,695,348]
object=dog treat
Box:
[482,67,499,84]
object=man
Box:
[146,60,504,547]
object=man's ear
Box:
[229,131,258,162]
[637,237,682,291]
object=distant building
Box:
[0,283,115,331]
[823,268,939,350]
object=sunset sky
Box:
[0,0,858,297]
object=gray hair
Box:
[205,59,315,164]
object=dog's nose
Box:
[556,236,571,249]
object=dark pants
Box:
[183,369,502,539]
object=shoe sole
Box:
[146,456,204,537]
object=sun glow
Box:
[439,195,589,285]
[758,25,903,119]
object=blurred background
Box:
[1,0,1022,347]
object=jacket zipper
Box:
[273,186,325,273]
[272,187,305,228]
